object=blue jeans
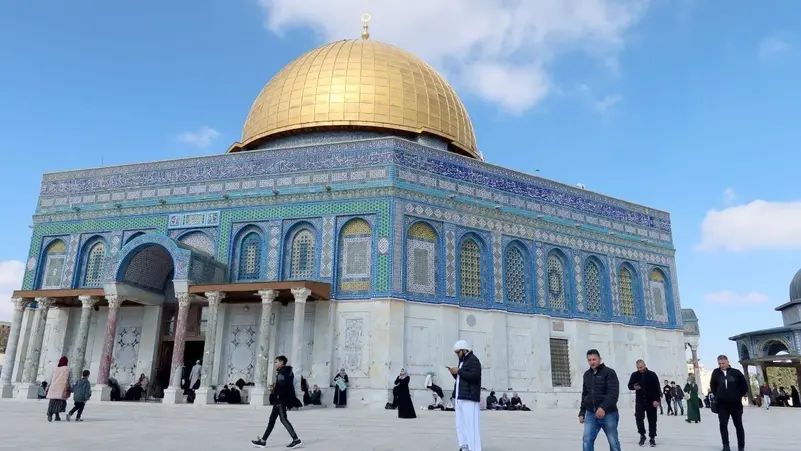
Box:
[582,410,621,451]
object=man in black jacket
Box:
[709,354,748,451]
[579,349,621,451]
[251,356,302,449]
[627,360,661,447]
[662,380,674,415]
[449,340,482,451]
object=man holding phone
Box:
[449,340,482,451]
[627,359,661,447]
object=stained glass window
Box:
[83,242,106,287]
[42,240,67,289]
[338,219,372,292]
[504,245,527,304]
[650,269,667,317]
[547,253,566,310]
[584,260,602,314]
[550,338,571,387]
[407,222,437,295]
[619,266,635,317]
[459,239,481,297]
[238,232,262,280]
[290,229,315,279]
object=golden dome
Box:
[230,39,479,159]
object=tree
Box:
[766,367,798,390]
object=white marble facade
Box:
[9,298,685,408]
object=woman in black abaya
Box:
[394,368,416,419]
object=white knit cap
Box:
[453,340,471,352]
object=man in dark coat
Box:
[449,340,482,451]
[627,359,661,447]
[251,356,302,449]
[662,380,674,415]
[579,349,621,451]
[709,355,748,451]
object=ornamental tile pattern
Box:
[321,216,335,278]
[640,261,653,321]
[535,243,546,308]
[267,223,281,281]
[573,254,584,313]
[609,256,620,316]
[445,226,456,297]
[492,233,503,303]
[61,234,80,287]
[392,202,404,292]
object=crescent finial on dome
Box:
[361,13,371,40]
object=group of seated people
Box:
[213,379,246,404]
[485,391,530,411]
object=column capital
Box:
[11,297,28,311]
[290,287,311,304]
[34,297,55,309]
[204,291,225,306]
[176,292,191,308]
[258,289,277,304]
[105,295,123,309]
[78,295,101,309]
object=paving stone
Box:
[0,401,798,450]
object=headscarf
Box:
[453,340,471,352]
[57,356,68,367]
[399,368,407,377]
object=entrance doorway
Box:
[184,341,206,388]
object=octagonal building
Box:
[0,34,687,408]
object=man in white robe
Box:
[449,340,482,451]
[189,360,202,390]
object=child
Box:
[67,370,92,422]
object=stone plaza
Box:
[0,401,797,450]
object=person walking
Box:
[709,354,748,451]
[759,383,771,409]
[579,349,621,451]
[45,356,72,422]
[67,370,92,422]
[627,359,660,447]
[683,376,701,424]
[662,380,674,415]
[671,381,685,415]
[250,356,302,449]
[449,340,482,451]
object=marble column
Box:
[91,295,122,401]
[250,289,277,407]
[688,344,700,386]
[16,297,54,399]
[163,292,191,404]
[742,363,754,405]
[70,296,100,380]
[196,291,224,405]
[290,287,310,400]
[0,297,29,399]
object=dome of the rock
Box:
[229,38,479,159]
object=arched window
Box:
[237,232,262,281]
[338,219,372,293]
[459,238,481,298]
[290,229,315,279]
[584,259,602,314]
[618,265,636,317]
[406,222,437,296]
[547,253,567,311]
[41,240,67,289]
[504,245,527,304]
[82,241,106,287]
[178,231,215,256]
[649,269,667,318]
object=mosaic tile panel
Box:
[573,254,583,313]
[504,245,527,305]
[407,221,438,296]
[669,259,683,327]
[535,243,546,308]
[289,229,315,279]
[82,241,106,287]
[547,252,567,311]
[237,232,263,281]
[459,239,481,298]
[40,238,68,289]
[25,216,169,289]
[609,256,620,316]
[392,202,404,292]
[584,259,602,314]
[445,226,456,297]
[110,326,141,387]
[267,223,281,280]
[640,261,653,321]
[492,233,503,303]
[177,230,216,256]
[168,211,220,229]
[338,218,373,293]
[618,265,636,317]
[226,325,257,383]
[321,216,335,278]
[60,234,80,287]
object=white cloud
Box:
[698,200,801,252]
[759,35,790,59]
[0,260,25,322]
[176,126,220,148]
[258,0,648,113]
[594,94,622,112]
[722,187,737,205]
[703,290,768,304]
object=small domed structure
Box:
[789,268,801,302]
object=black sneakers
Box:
[639,435,646,446]
[286,439,302,448]
[650,438,656,447]
[251,437,267,448]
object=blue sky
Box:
[1,1,800,370]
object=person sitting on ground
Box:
[510,392,528,411]
[425,371,445,400]
[227,383,242,404]
[428,392,444,410]
[498,393,511,410]
[38,381,48,399]
[215,384,230,403]
[486,391,499,410]
[307,385,322,406]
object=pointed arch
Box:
[284,223,317,280]
[583,256,605,315]
[125,231,146,245]
[80,237,107,288]
[39,239,67,289]
[458,235,484,298]
[617,263,637,318]
[649,268,669,319]
[337,218,373,293]
[405,221,439,296]
[503,241,530,305]
[233,227,264,282]
[546,249,569,312]
[177,230,215,256]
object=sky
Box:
[1,0,800,370]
